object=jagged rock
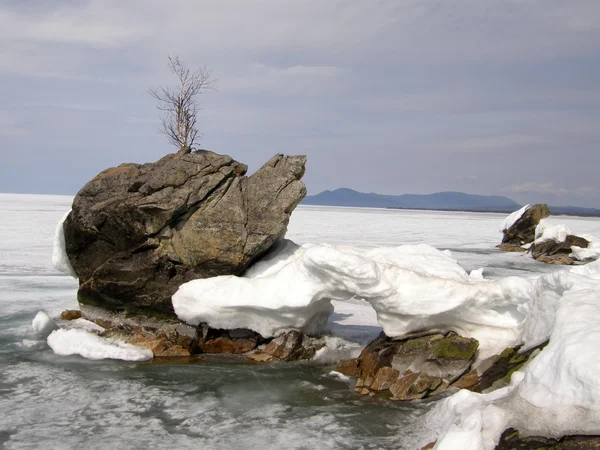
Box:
[197,325,263,354]
[63,150,306,318]
[531,235,589,261]
[249,330,326,362]
[496,428,600,449]
[101,323,197,358]
[452,343,547,392]
[501,204,550,246]
[337,331,478,400]
[60,309,83,321]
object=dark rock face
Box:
[337,332,478,400]
[64,151,306,318]
[197,325,264,354]
[496,428,600,450]
[501,204,550,246]
[531,235,589,261]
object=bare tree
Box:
[149,56,216,152]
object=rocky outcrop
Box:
[531,235,589,265]
[337,332,479,400]
[500,204,550,246]
[63,150,306,319]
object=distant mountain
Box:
[303,188,521,212]
[302,188,600,216]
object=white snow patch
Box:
[47,329,153,361]
[51,211,77,278]
[32,311,58,337]
[500,205,530,232]
[174,240,533,361]
[327,371,352,383]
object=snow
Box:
[174,240,532,360]
[51,210,77,278]
[500,205,529,232]
[47,328,153,361]
[534,219,571,244]
[32,311,58,336]
[429,258,600,449]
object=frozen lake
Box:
[1,194,599,449]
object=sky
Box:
[0,0,599,207]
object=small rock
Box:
[496,428,600,450]
[496,244,527,253]
[249,330,326,362]
[60,310,83,321]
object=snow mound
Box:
[500,205,529,232]
[47,329,153,361]
[32,311,58,337]
[427,258,600,449]
[51,211,76,278]
[173,240,533,360]
[534,219,571,244]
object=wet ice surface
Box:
[2,195,600,449]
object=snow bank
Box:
[427,259,600,449]
[173,240,532,360]
[32,311,58,337]
[500,205,529,232]
[47,329,153,361]
[51,211,76,278]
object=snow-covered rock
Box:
[173,240,532,360]
[424,258,600,449]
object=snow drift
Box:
[173,240,533,360]
[425,258,600,449]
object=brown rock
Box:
[249,330,326,362]
[340,331,478,400]
[496,244,527,253]
[531,234,589,263]
[60,310,83,321]
[501,204,550,246]
[536,254,574,265]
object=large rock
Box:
[64,150,307,318]
[501,204,550,246]
[337,332,479,400]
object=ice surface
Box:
[32,311,58,337]
[174,240,533,360]
[47,329,153,361]
[500,205,529,232]
[51,210,77,278]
